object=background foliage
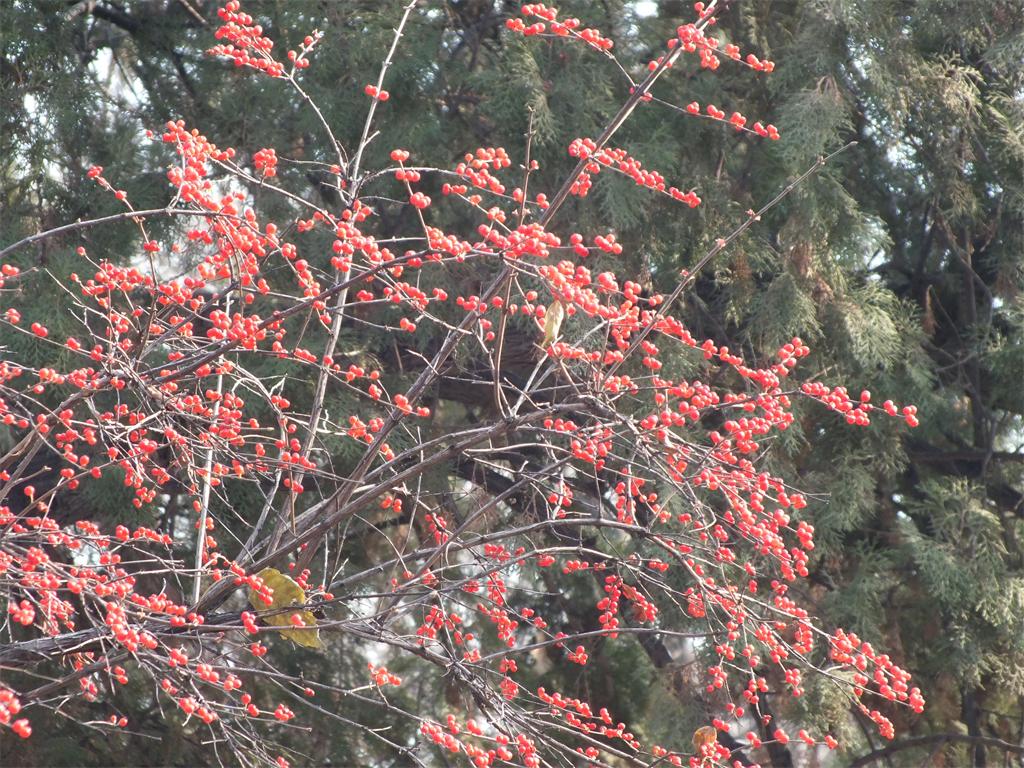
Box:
[1,0,1021,765]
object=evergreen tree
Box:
[0,1,1020,766]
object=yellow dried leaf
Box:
[248,567,321,649]
[541,299,564,348]
[692,725,717,751]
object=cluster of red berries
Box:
[210,1,284,77]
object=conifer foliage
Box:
[0,1,1019,766]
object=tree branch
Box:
[849,733,1024,768]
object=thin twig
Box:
[603,141,857,383]
[0,208,227,261]
[349,0,419,188]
